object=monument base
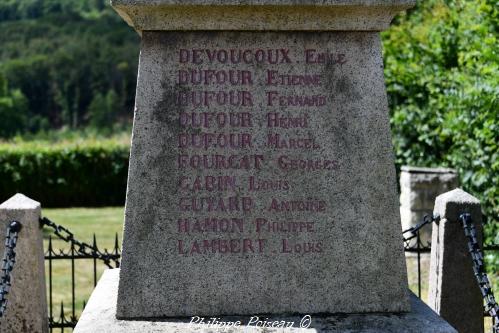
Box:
[74,269,456,333]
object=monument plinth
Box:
[75,1,457,332]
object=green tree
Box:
[87,89,120,129]
[383,0,498,241]
[0,1,140,134]
[0,73,28,137]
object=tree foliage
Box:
[0,1,139,133]
[0,73,29,137]
[383,0,498,241]
[0,0,106,21]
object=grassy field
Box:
[42,207,495,330]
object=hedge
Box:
[0,140,129,207]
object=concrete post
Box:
[0,194,48,333]
[400,166,458,245]
[429,188,483,333]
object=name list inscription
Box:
[173,47,346,256]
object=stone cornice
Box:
[111,1,415,33]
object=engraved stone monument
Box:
[118,30,411,317]
[74,1,457,332]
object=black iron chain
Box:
[402,214,440,243]
[459,213,499,333]
[0,221,22,318]
[40,217,118,268]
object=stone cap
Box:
[401,166,457,174]
[0,193,40,211]
[434,188,481,222]
[111,0,415,33]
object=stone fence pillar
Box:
[0,194,48,333]
[400,166,458,245]
[429,188,483,333]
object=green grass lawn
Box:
[41,207,495,331]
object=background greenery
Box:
[0,0,496,328]
[0,0,139,134]
[382,0,498,245]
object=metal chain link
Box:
[0,221,22,318]
[402,214,440,243]
[40,217,118,268]
[459,213,499,333]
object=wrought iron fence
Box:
[41,217,120,332]
[39,214,498,332]
[402,214,434,298]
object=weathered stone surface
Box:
[429,188,483,333]
[76,269,457,333]
[0,194,48,333]
[111,0,415,32]
[400,167,458,210]
[399,166,458,244]
[117,30,409,318]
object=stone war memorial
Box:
[74,1,457,332]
